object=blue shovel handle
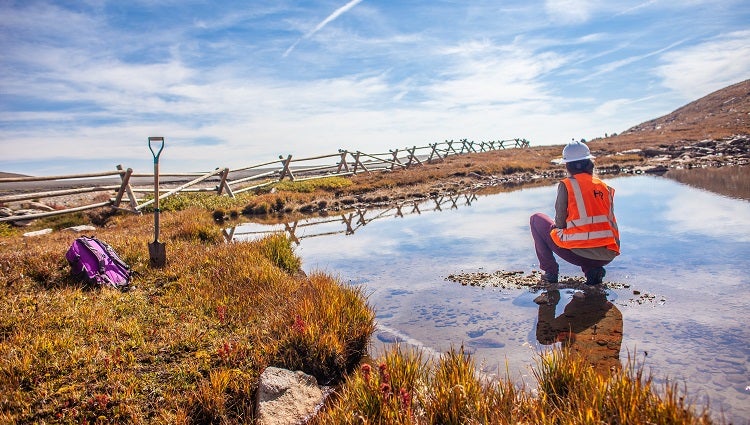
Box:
[148,137,165,163]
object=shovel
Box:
[148,136,166,268]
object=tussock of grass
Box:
[153,192,255,213]
[314,346,714,425]
[0,210,374,424]
[273,176,353,193]
[0,223,15,237]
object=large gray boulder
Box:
[255,367,327,425]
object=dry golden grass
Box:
[0,209,374,423]
[314,346,714,425]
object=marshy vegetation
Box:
[0,145,723,423]
[315,346,714,424]
[0,210,374,423]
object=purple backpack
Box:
[65,236,132,289]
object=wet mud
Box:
[445,269,666,306]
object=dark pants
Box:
[529,212,611,275]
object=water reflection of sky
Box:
[234,174,750,423]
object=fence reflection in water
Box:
[225,193,479,243]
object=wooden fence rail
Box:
[0,138,527,223]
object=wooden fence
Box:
[0,138,528,223]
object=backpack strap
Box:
[88,237,131,287]
[79,237,106,275]
[94,238,131,271]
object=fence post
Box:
[222,227,236,243]
[351,151,371,175]
[446,140,459,156]
[395,203,404,217]
[342,213,355,234]
[427,143,444,163]
[432,195,443,211]
[284,221,300,244]
[406,146,423,167]
[336,150,350,173]
[115,164,138,210]
[389,149,403,170]
[448,195,459,209]
[278,155,295,181]
[459,139,471,154]
[216,167,235,197]
[356,208,367,226]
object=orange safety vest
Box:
[550,174,620,254]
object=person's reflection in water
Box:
[535,289,623,375]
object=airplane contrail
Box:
[283,0,364,57]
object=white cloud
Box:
[614,0,657,16]
[545,0,594,24]
[425,41,568,107]
[284,0,364,57]
[664,182,750,243]
[656,30,750,100]
[1,1,749,175]
[580,38,688,82]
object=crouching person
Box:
[530,141,620,286]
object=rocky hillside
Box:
[593,79,750,150]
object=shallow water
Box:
[233,170,750,423]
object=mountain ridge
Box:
[597,78,750,148]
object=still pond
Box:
[234,167,749,424]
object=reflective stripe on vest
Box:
[551,174,620,253]
[566,178,612,229]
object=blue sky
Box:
[1,0,749,175]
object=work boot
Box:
[585,267,606,286]
[541,272,558,284]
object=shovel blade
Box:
[148,241,166,268]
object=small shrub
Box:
[276,273,374,383]
[242,202,271,215]
[167,208,223,243]
[273,177,352,193]
[299,204,315,213]
[428,346,489,424]
[502,165,534,175]
[38,211,89,230]
[212,209,226,222]
[256,233,301,275]
[0,222,16,237]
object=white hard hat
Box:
[562,141,595,163]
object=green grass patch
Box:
[272,176,352,193]
[147,192,255,213]
[0,222,17,237]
